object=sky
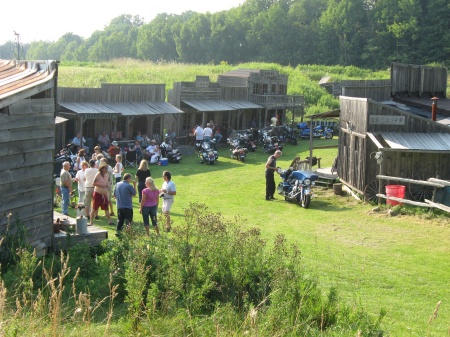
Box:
[0,0,245,45]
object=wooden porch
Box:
[53,211,108,251]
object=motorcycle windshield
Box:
[291,170,319,181]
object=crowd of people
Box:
[62,129,182,237]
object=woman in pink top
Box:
[139,177,160,236]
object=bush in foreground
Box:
[0,203,386,336]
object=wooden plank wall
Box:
[341,79,391,101]
[58,84,166,103]
[179,82,221,100]
[0,97,55,250]
[220,87,248,100]
[367,100,450,134]
[391,63,447,96]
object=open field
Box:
[60,137,450,336]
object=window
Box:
[271,84,277,94]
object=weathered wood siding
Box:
[0,97,55,250]
[59,84,166,103]
[220,87,249,100]
[391,62,448,97]
[338,96,450,194]
[341,79,392,102]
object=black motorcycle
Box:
[160,140,182,163]
[281,124,299,145]
[54,143,77,177]
[228,137,248,162]
[238,129,257,152]
[277,168,318,208]
[198,140,218,165]
[262,134,284,154]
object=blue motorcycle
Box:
[297,123,333,139]
[277,169,318,208]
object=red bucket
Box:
[385,185,406,206]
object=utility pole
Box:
[13,31,23,60]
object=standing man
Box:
[114,173,137,236]
[84,159,97,219]
[160,170,176,232]
[265,150,282,201]
[60,161,72,215]
[194,124,204,142]
[203,123,213,143]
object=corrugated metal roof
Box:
[59,101,183,116]
[0,59,56,102]
[381,132,450,151]
[224,100,263,109]
[182,99,262,112]
[59,102,120,114]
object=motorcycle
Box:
[262,134,284,154]
[228,137,248,162]
[54,143,77,177]
[277,168,318,208]
[297,123,333,139]
[282,124,299,145]
[198,140,218,165]
[160,139,182,163]
[238,129,257,152]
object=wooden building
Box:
[391,62,449,119]
[218,69,304,128]
[168,69,304,135]
[320,77,392,102]
[0,59,58,251]
[58,84,183,150]
[337,96,450,199]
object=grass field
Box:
[58,137,450,336]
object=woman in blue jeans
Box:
[139,177,160,236]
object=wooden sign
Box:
[84,113,115,119]
[369,115,405,125]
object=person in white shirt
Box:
[72,132,89,154]
[84,159,98,218]
[75,161,88,204]
[194,124,204,141]
[203,123,213,142]
[160,170,176,232]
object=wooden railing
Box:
[249,94,304,106]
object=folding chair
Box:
[125,150,137,168]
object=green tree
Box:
[136,13,180,61]
[176,13,212,63]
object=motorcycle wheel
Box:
[300,195,311,208]
[241,157,245,163]
[324,132,333,139]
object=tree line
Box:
[1,0,448,69]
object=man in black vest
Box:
[265,150,282,200]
